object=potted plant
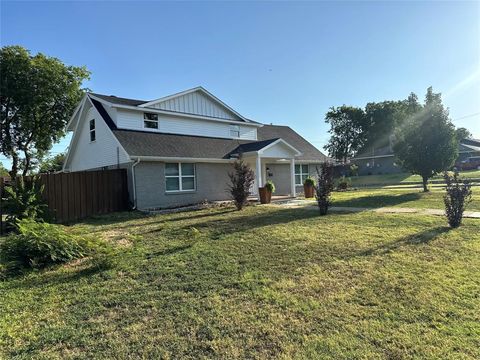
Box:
[259,180,275,204]
[303,177,315,198]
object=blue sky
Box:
[1,1,479,168]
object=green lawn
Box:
[349,170,480,187]
[331,187,480,210]
[1,206,479,359]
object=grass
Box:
[331,187,480,210]
[349,170,480,187]
[1,206,480,359]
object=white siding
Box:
[67,104,129,171]
[150,91,240,120]
[261,142,295,158]
[116,109,257,140]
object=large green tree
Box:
[363,100,406,149]
[0,46,90,178]
[455,127,472,142]
[394,87,458,192]
[38,152,66,174]
[324,106,367,163]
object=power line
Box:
[452,112,480,122]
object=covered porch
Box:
[238,138,302,197]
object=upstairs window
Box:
[295,164,309,186]
[144,113,158,129]
[230,124,240,138]
[165,163,195,192]
[89,119,96,142]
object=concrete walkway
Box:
[272,199,480,219]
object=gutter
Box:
[131,158,141,209]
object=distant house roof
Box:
[353,145,394,160]
[92,100,327,162]
[89,93,148,107]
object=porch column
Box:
[256,155,263,190]
[290,158,296,197]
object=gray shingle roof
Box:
[90,93,148,106]
[92,98,328,161]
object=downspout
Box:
[131,158,141,209]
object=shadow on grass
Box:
[333,192,422,209]
[350,226,451,258]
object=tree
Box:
[0,162,8,177]
[394,87,458,192]
[1,46,90,178]
[363,100,406,149]
[227,160,255,210]
[38,153,65,174]
[455,127,472,142]
[324,106,367,162]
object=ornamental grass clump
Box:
[315,162,334,215]
[0,218,113,273]
[443,171,472,228]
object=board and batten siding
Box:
[67,105,130,172]
[116,109,257,140]
[150,91,239,120]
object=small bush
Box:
[443,171,472,228]
[4,177,50,228]
[265,180,275,193]
[336,176,351,191]
[315,162,334,216]
[349,164,359,177]
[227,160,255,210]
[0,218,111,271]
[304,177,315,187]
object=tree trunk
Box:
[8,153,19,180]
[422,175,429,192]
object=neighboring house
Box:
[63,87,328,210]
[351,138,480,175]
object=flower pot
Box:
[258,187,272,204]
[303,184,315,198]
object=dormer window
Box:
[89,119,96,142]
[144,113,158,129]
[230,124,240,138]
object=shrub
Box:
[3,176,50,228]
[443,171,472,228]
[314,162,334,215]
[304,177,315,187]
[227,160,255,210]
[0,218,110,271]
[336,176,351,191]
[265,180,275,193]
[350,164,359,177]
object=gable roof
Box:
[89,93,148,106]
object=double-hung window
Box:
[165,163,195,192]
[229,124,240,138]
[295,164,309,186]
[144,113,158,129]
[89,119,96,142]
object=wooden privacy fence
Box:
[1,169,129,223]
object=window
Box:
[295,164,309,186]
[89,119,96,142]
[144,113,158,129]
[165,163,195,192]
[229,124,240,138]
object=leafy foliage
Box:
[3,176,50,227]
[455,127,472,142]
[264,180,275,193]
[336,175,351,191]
[314,162,334,215]
[303,177,316,186]
[227,160,255,210]
[324,106,368,162]
[0,218,110,271]
[443,172,472,228]
[0,46,90,177]
[38,152,65,173]
[349,164,358,177]
[394,87,458,192]
[0,162,9,177]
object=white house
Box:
[64,87,328,209]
